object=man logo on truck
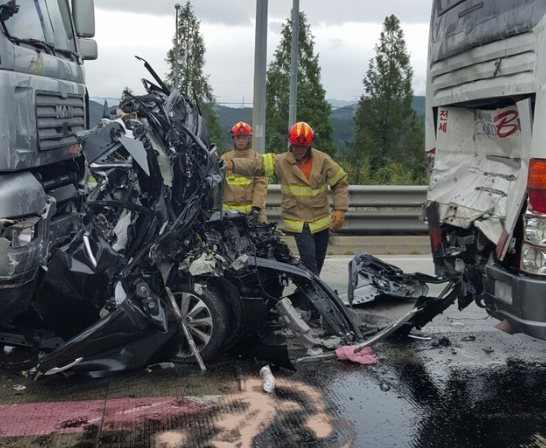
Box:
[56,105,73,119]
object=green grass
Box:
[343,249,355,256]
[326,251,334,256]
[410,249,422,255]
[386,249,395,255]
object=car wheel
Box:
[172,286,230,363]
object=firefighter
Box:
[225,121,348,275]
[221,121,268,223]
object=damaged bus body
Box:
[0,0,97,325]
[422,0,546,339]
[347,0,546,342]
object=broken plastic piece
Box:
[260,365,275,394]
[344,253,433,305]
[307,347,323,356]
[43,357,84,376]
[146,362,175,371]
[275,298,315,348]
[353,306,421,353]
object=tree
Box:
[351,15,426,184]
[109,86,135,119]
[120,86,133,102]
[165,1,224,150]
[266,11,335,156]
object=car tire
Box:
[171,286,231,363]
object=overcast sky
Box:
[87,1,433,106]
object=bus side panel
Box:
[431,0,546,63]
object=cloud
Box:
[94,0,433,25]
[86,2,432,104]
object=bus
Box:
[425,0,546,339]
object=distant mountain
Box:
[412,96,425,117]
[91,97,120,107]
[88,97,426,155]
[217,97,425,154]
[89,100,105,127]
[327,98,358,109]
[328,96,425,119]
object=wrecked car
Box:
[0,59,366,378]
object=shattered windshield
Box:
[1,0,76,53]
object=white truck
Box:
[424,0,546,339]
[0,0,96,324]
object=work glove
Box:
[331,210,345,231]
[226,159,234,171]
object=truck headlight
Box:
[521,243,546,275]
[1,217,40,248]
[524,215,546,245]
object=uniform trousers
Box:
[293,224,329,275]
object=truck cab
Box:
[0,0,96,324]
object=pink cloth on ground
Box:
[335,345,377,365]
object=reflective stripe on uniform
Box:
[226,175,253,186]
[282,218,305,233]
[327,168,347,187]
[308,214,332,233]
[263,153,274,177]
[283,214,332,234]
[223,203,252,213]
[281,184,327,197]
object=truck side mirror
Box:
[78,38,97,60]
[71,0,95,38]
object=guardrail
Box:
[264,185,428,234]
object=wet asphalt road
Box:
[1,256,546,448]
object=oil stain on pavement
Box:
[1,327,546,448]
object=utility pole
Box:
[174,3,180,91]
[252,0,268,154]
[288,0,299,131]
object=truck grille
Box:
[36,91,85,151]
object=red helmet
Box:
[288,121,314,146]
[231,121,252,136]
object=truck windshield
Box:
[2,0,76,54]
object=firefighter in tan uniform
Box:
[221,122,268,223]
[226,121,348,275]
